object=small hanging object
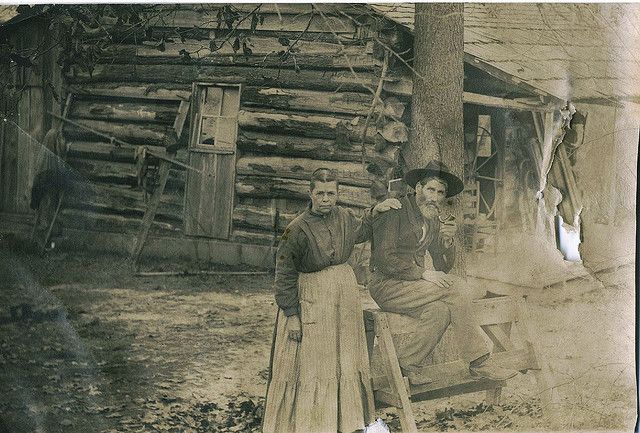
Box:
[476,114,492,157]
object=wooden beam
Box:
[464,92,557,112]
[101,10,358,34]
[237,130,399,165]
[383,78,557,111]
[233,204,295,233]
[94,43,379,70]
[67,84,192,101]
[66,64,380,94]
[236,155,376,188]
[236,175,372,208]
[463,53,565,105]
[238,110,380,143]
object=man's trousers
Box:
[368,272,489,371]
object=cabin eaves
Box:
[371,3,640,103]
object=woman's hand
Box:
[287,314,302,342]
[421,270,454,289]
[373,198,402,216]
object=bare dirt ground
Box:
[0,234,636,433]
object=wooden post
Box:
[373,312,418,433]
[40,191,65,253]
[131,159,171,266]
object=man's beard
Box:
[416,194,440,219]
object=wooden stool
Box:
[362,292,557,432]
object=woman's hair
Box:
[419,176,448,194]
[310,167,338,191]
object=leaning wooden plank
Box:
[237,130,399,164]
[482,324,516,352]
[66,64,380,93]
[236,175,372,208]
[236,155,375,188]
[373,312,418,433]
[173,100,191,139]
[132,159,171,264]
[40,192,65,252]
[238,110,380,143]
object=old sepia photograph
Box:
[0,2,637,432]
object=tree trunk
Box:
[409,4,467,275]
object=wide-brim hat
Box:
[403,160,464,198]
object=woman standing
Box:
[263,168,399,433]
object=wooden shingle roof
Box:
[372,3,640,102]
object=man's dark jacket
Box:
[369,194,455,280]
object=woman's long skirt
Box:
[262,263,375,433]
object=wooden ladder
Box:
[363,292,558,432]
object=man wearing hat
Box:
[369,160,518,384]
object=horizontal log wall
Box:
[60,4,406,245]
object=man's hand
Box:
[439,220,458,247]
[373,198,402,216]
[421,270,455,289]
[286,314,302,342]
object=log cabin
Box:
[0,4,636,275]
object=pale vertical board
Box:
[0,95,5,211]
[184,152,204,235]
[211,153,235,238]
[220,87,241,117]
[1,93,18,212]
[196,154,215,236]
[15,89,32,213]
[204,86,223,113]
[28,87,45,209]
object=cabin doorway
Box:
[183,83,241,239]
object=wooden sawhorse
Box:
[363,292,557,432]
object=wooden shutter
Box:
[184,83,241,238]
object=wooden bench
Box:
[362,291,557,432]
